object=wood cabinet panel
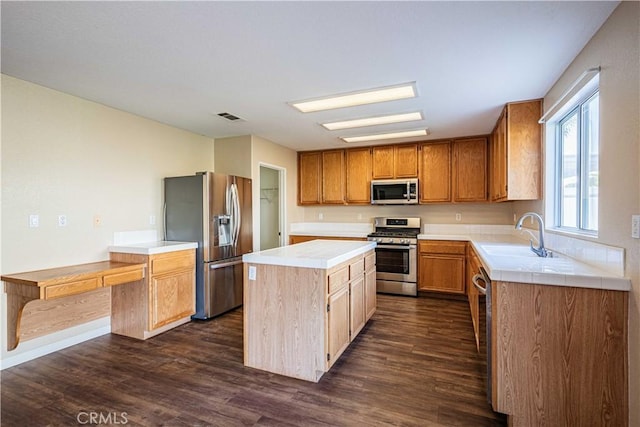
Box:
[394,144,419,178]
[418,254,465,294]
[110,249,195,340]
[345,147,372,204]
[419,141,451,203]
[418,240,466,255]
[150,269,195,330]
[372,144,418,179]
[453,138,488,202]
[371,146,395,179]
[490,99,542,201]
[322,150,345,204]
[327,285,350,368]
[491,281,627,425]
[151,252,195,275]
[328,267,349,294]
[44,278,100,300]
[364,264,376,321]
[349,275,366,339]
[298,151,322,205]
[418,240,466,294]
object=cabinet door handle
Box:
[472,274,487,295]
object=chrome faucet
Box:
[515,212,549,258]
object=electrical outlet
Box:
[318,213,324,221]
[58,215,67,227]
[455,213,462,222]
[149,215,156,226]
[632,215,640,238]
[29,214,39,228]
[93,215,102,227]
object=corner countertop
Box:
[242,240,376,269]
[108,241,197,255]
[418,228,630,292]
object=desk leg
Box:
[4,282,40,351]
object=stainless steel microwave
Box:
[371,179,419,204]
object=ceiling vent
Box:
[217,112,243,122]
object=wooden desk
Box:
[2,261,146,351]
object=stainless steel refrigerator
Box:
[164,172,252,319]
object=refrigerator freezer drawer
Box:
[198,257,243,319]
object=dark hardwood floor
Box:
[1,294,506,426]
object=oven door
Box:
[374,244,416,282]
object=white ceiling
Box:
[1,1,618,151]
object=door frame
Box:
[258,162,286,250]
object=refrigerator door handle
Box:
[231,183,241,248]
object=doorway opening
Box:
[259,164,285,250]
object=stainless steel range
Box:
[367,217,421,296]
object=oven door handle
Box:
[375,244,415,250]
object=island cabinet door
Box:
[349,275,366,339]
[327,285,350,368]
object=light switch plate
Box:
[29,214,39,228]
[632,215,640,238]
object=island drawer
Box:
[364,252,375,269]
[328,267,349,294]
[349,258,365,278]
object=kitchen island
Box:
[242,240,376,382]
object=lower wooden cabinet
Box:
[364,251,376,321]
[244,248,376,382]
[110,249,196,340]
[327,284,350,366]
[466,245,483,352]
[417,240,466,294]
[491,281,627,425]
[149,269,195,330]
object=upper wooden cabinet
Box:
[490,99,542,202]
[372,143,418,179]
[298,150,347,205]
[345,147,372,204]
[453,137,488,202]
[420,137,488,203]
[322,150,346,204]
[420,141,451,203]
[298,151,322,205]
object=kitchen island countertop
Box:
[242,240,376,269]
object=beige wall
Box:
[514,2,640,423]
[214,135,253,178]
[302,202,515,226]
[0,75,215,364]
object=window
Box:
[555,90,599,233]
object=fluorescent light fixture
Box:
[291,82,417,113]
[322,112,423,130]
[341,129,428,143]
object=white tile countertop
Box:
[108,241,198,255]
[242,240,376,269]
[418,224,630,292]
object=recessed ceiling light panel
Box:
[322,112,423,130]
[290,82,417,113]
[341,129,429,143]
